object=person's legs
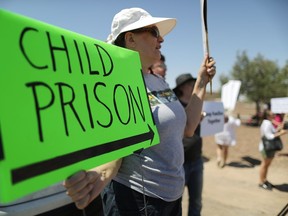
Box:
[216,144,223,167]
[259,150,275,190]
[184,158,204,216]
[259,158,273,183]
[222,146,229,166]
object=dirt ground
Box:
[182,102,288,216]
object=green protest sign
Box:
[0,9,159,203]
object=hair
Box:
[160,54,165,62]
[173,88,183,97]
[262,109,273,120]
[114,32,126,48]
[224,115,229,123]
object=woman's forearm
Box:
[94,158,123,182]
[184,55,215,137]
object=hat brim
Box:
[122,17,177,38]
[173,77,197,92]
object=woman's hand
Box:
[198,54,216,86]
[192,54,216,96]
[63,159,122,209]
[63,169,105,209]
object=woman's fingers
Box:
[63,170,103,209]
[64,171,88,196]
[72,174,104,209]
[75,193,91,209]
[207,64,216,76]
[63,171,93,205]
[206,56,216,78]
[64,170,86,187]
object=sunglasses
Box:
[132,26,160,38]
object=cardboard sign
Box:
[0,10,159,203]
[221,80,241,111]
[200,101,224,136]
[271,97,288,114]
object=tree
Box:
[280,60,288,96]
[220,51,288,113]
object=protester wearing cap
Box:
[174,73,205,216]
[64,7,216,215]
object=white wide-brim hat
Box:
[107,7,177,44]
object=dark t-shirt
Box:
[183,124,202,162]
[180,101,202,162]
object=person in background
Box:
[150,54,167,79]
[258,109,287,190]
[64,8,216,215]
[214,113,241,168]
[173,73,205,216]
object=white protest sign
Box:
[271,97,288,113]
[221,80,241,111]
[200,101,224,136]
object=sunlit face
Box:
[126,26,164,68]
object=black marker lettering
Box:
[74,40,84,74]
[128,85,145,123]
[95,44,113,77]
[26,82,55,142]
[83,42,99,75]
[47,32,71,73]
[83,83,94,129]
[20,27,48,70]
[94,82,113,128]
[55,82,85,136]
[114,84,131,125]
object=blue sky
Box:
[1,0,287,92]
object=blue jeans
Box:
[101,180,182,216]
[183,157,204,216]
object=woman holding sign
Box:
[64,8,216,215]
[258,109,287,191]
